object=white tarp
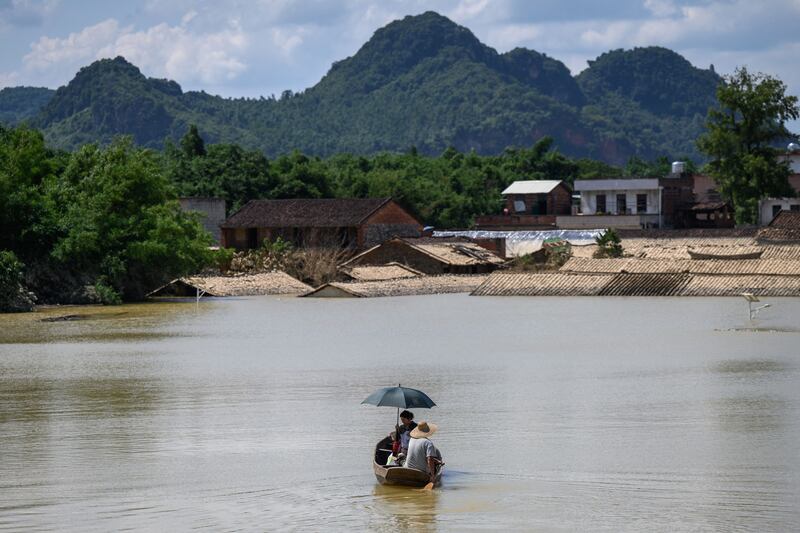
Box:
[432,229,606,257]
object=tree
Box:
[181,124,206,158]
[697,67,799,224]
[53,138,212,300]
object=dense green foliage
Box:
[697,67,799,224]
[2,12,721,164]
[166,126,685,228]
[0,250,33,312]
[0,87,55,124]
[0,125,212,307]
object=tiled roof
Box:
[768,211,800,228]
[149,272,310,297]
[757,227,800,242]
[221,197,393,228]
[471,271,800,297]
[598,272,690,296]
[410,242,506,266]
[304,275,487,298]
[470,272,614,296]
[339,263,422,281]
[681,275,800,296]
[560,257,800,276]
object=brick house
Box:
[220,198,422,250]
[475,180,572,229]
[339,238,505,275]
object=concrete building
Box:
[179,197,226,245]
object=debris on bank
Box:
[303,275,487,298]
[148,272,310,298]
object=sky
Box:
[1,0,800,105]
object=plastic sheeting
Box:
[432,229,607,257]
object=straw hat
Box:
[409,421,438,439]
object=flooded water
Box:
[1,295,799,531]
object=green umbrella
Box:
[361,384,436,427]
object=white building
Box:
[758,198,800,225]
[557,178,662,229]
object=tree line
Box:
[1,67,796,311]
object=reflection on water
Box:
[1,296,799,531]
[370,485,439,532]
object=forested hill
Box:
[0,11,721,163]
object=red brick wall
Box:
[349,240,445,274]
[548,184,573,215]
[503,185,572,215]
[359,200,423,247]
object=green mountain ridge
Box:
[0,11,722,163]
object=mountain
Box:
[1,11,721,163]
[0,87,54,125]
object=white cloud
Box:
[18,15,249,87]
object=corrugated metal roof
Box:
[501,180,564,195]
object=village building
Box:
[475,180,572,230]
[557,172,695,229]
[220,198,422,250]
[179,197,226,244]
[339,237,505,275]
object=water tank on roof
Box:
[788,142,800,153]
[671,161,686,175]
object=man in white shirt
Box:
[404,421,442,486]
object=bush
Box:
[0,250,35,312]
[593,229,624,258]
[212,247,236,273]
[91,277,122,305]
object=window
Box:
[513,196,526,213]
[636,194,647,213]
[596,194,606,214]
[772,205,783,218]
[791,204,800,212]
[616,194,627,214]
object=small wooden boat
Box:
[373,436,443,487]
[688,248,763,260]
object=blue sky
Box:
[1,0,800,107]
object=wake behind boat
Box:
[372,436,443,487]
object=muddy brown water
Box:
[1,295,799,531]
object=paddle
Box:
[421,481,434,491]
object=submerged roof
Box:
[340,238,505,268]
[304,275,488,298]
[471,270,800,297]
[222,197,396,228]
[501,180,564,195]
[148,272,310,297]
[339,263,423,281]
